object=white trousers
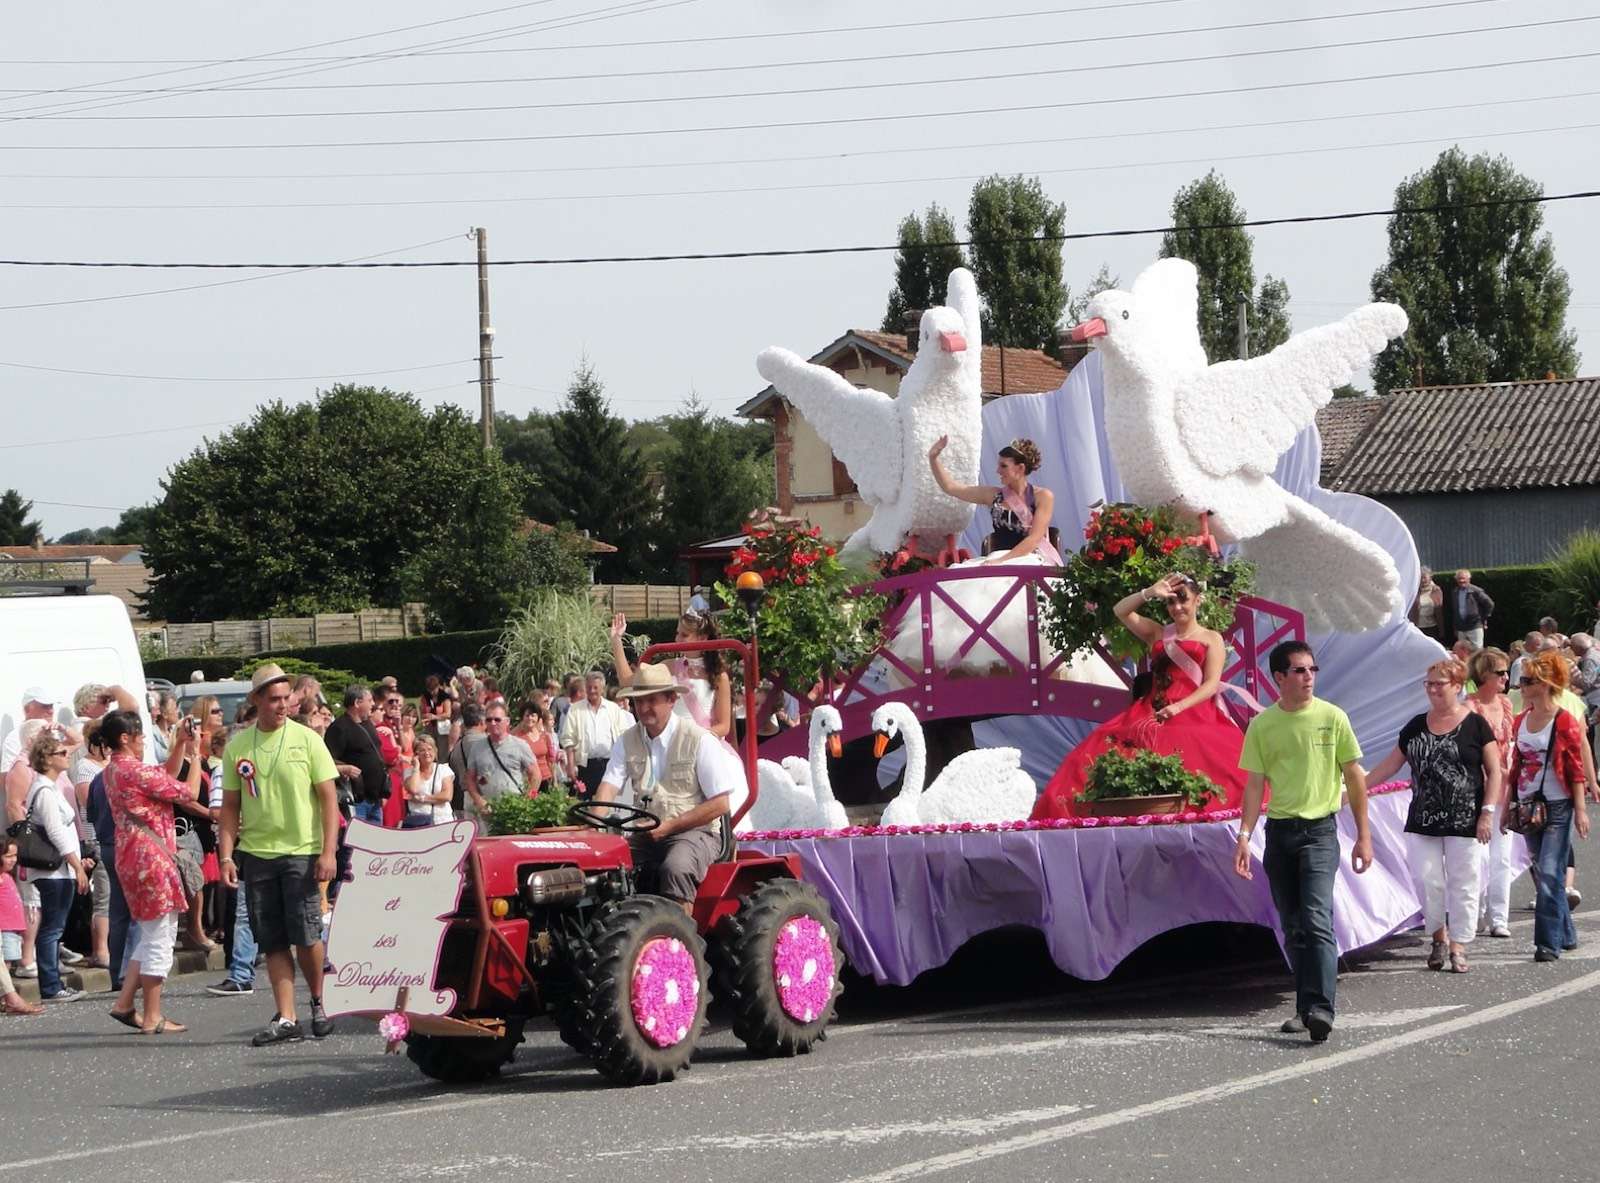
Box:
[1480,820,1515,928]
[127,910,180,981]
[1408,833,1483,944]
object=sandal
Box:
[1450,949,1469,974]
[109,1008,143,1029]
[1427,939,1447,971]
[141,1017,187,1035]
[2,996,44,1016]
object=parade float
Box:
[735,260,1459,986]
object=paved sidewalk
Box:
[14,946,225,1003]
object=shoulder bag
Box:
[5,783,66,872]
[1505,714,1556,835]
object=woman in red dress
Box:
[1032,573,1248,819]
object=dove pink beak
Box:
[1069,318,1107,343]
[938,331,967,353]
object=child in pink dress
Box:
[1,838,42,1014]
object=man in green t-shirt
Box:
[219,663,341,1047]
[1234,641,1372,1045]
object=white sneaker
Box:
[43,987,84,1003]
[1490,924,1512,938]
[1568,888,1582,909]
[58,946,85,966]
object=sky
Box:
[4,0,1598,536]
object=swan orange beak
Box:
[828,733,843,759]
[1069,317,1107,343]
[938,330,967,353]
[871,731,889,759]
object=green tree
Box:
[964,175,1068,351]
[54,505,154,546]
[651,397,772,576]
[143,385,524,621]
[528,360,656,582]
[882,203,966,332]
[1158,170,1292,363]
[1370,147,1579,392]
[1066,263,1120,325]
[0,489,42,546]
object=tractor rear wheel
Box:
[404,1021,524,1083]
[711,878,842,1057]
[567,895,709,1086]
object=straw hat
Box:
[249,663,291,696]
[614,662,690,699]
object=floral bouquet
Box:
[715,509,887,696]
[1040,501,1255,662]
[1078,744,1218,809]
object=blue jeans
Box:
[1264,815,1341,1023]
[34,878,76,998]
[228,884,258,985]
[1525,797,1578,956]
[103,851,133,991]
[352,801,383,825]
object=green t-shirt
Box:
[1239,698,1362,820]
[222,720,338,857]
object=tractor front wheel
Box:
[567,896,709,1086]
[711,879,842,1057]
[404,1021,524,1084]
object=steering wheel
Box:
[570,799,661,834]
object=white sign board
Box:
[323,819,474,1018]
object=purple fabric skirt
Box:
[748,787,1511,986]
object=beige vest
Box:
[621,717,712,832]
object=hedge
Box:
[146,617,684,693]
[1468,564,1554,649]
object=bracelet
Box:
[1480,804,1496,814]
[219,856,235,865]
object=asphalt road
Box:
[4,896,1595,1183]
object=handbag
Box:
[7,784,66,872]
[127,813,205,899]
[1505,714,1557,835]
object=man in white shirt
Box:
[559,671,632,799]
[594,663,743,908]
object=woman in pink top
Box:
[103,711,205,1034]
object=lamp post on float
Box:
[735,570,766,788]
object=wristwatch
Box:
[1480,804,1496,814]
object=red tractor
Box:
[400,634,844,1087]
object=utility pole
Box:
[474,227,496,452]
[1235,293,1250,360]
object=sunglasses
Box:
[1285,665,1320,676]
[1488,669,1509,679]
[1422,679,1453,689]
[1518,676,1543,687]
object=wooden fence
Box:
[161,605,426,656]
[589,585,693,618]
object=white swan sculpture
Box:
[745,707,852,831]
[870,702,1037,826]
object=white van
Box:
[0,596,154,751]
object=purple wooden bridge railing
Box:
[755,563,1305,762]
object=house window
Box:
[832,456,857,496]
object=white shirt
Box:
[688,592,710,615]
[599,713,743,808]
[560,698,633,761]
[409,764,456,824]
[23,774,80,881]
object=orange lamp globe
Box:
[735,571,765,593]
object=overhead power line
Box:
[15,16,1594,124]
[0,357,475,382]
[7,119,1594,212]
[0,0,1515,103]
[7,87,1593,185]
[6,49,1594,151]
[0,191,1592,270]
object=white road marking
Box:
[1195,1005,1461,1036]
[838,968,1600,1183]
[593,1103,1090,1156]
[897,1032,1184,1062]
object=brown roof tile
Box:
[849,329,1065,396]
[1313,397,1387,485]
[0,544,140,563]
[1327,377,1600,495]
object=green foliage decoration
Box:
[1041,502,1255,662]
[485,786,579,834]
[1078,745,1218,808]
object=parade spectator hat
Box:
[249,663,291,697]
[21,686,55,707]
[614,663,690,699]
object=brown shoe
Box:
[1427,939,1447,971]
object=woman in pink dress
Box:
[103,710,206,1034]
[1032,573,1248,819]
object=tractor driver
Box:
[594,663,744,910]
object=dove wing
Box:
[1174,303,1407,479]
[755,346,902,505]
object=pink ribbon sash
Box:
[999,485,1063,565]
[1160,626,1263,727]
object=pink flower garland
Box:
[771,916,835,1024]
[378,1010,409,1053]
[737,780,1412,842]
[630,937,700,1049]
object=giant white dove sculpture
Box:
[756,268,984,562]
[1072,258,1406,633]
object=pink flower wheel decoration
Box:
[772,915,835,1024]
[630,937,700,1049]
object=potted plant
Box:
[1077,744,1218,816]
[1040,501,1255,663]
[485,786,581,835]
